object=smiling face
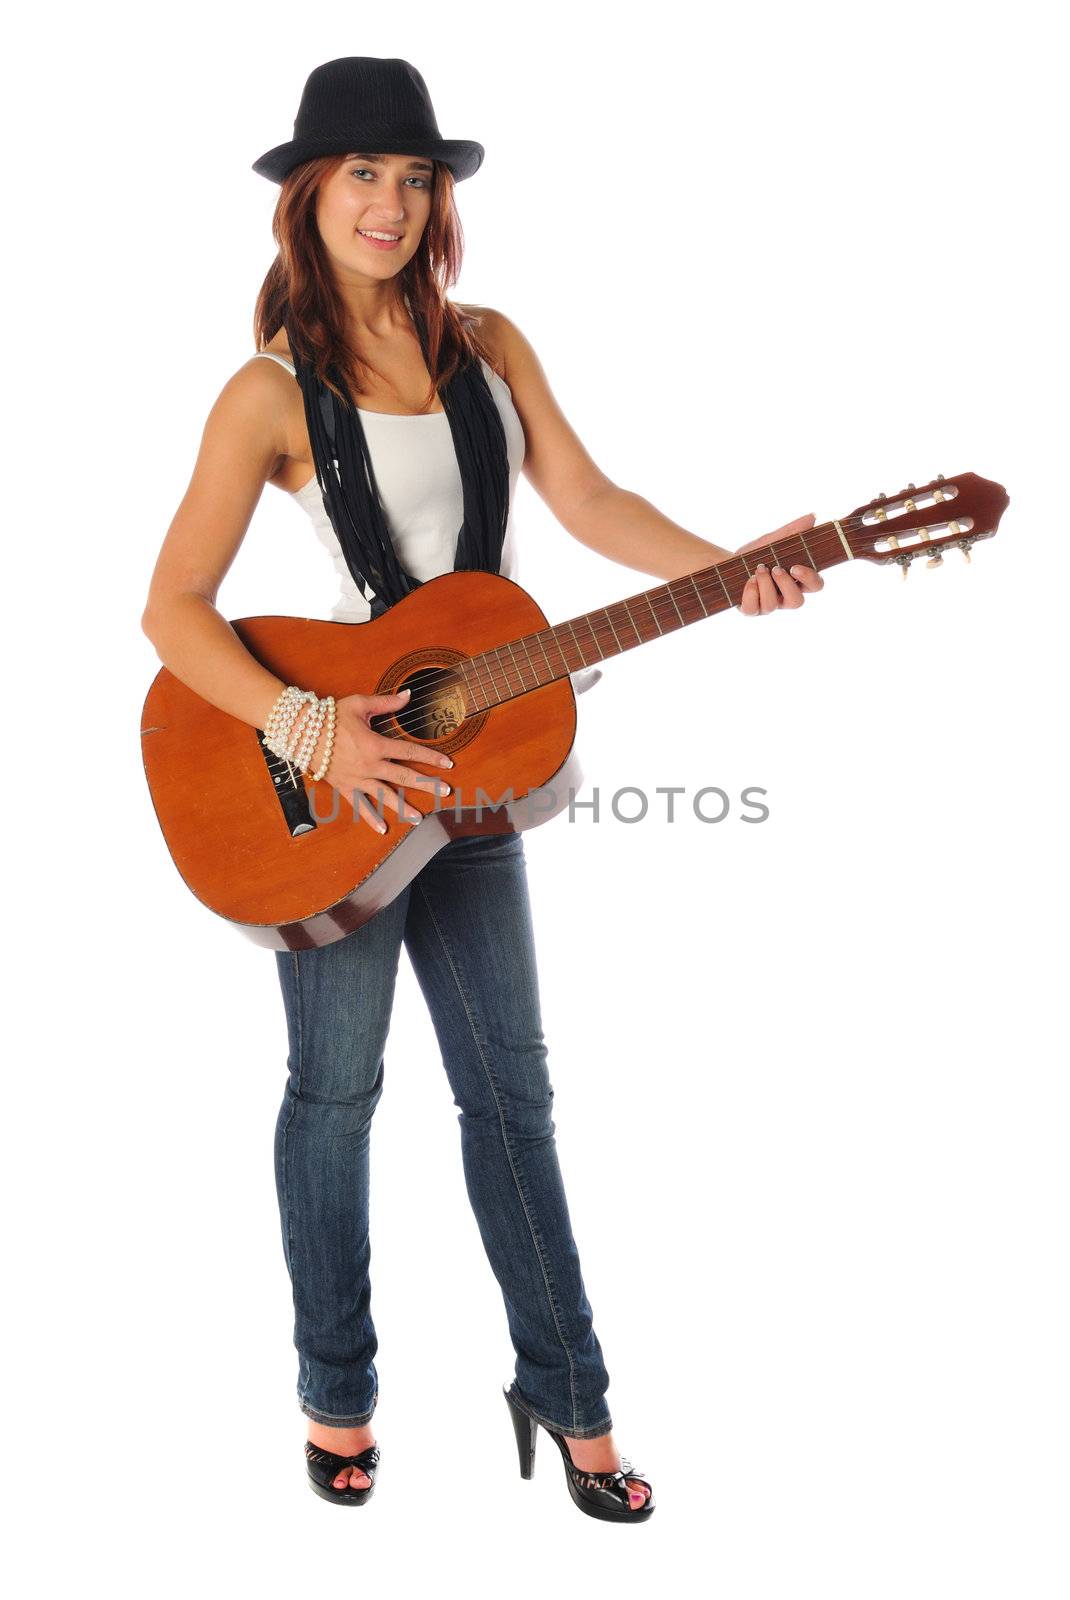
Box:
[315,151,435,281]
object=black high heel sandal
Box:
[304,1439,380,1505]
[503,1383,655,1522]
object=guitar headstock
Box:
[844,472,1009,574]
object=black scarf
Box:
[285,306,510,619]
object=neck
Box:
[456,518,855,709]
[337,280,408,341]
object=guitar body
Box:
[141,472,1010,951]
[141,570,583,951]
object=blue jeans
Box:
[273,830,614,1439]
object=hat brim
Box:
[251,137,484,184]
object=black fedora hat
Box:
[252,56,485,185]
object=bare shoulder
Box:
[142,353,294,617]
[454,303,612,530]
[233,344,296,394]
[212,345,292,408]
[173,353,291,528]
[211,347,302,466]
[454,302,518,382]
[455,304,556,392]
[223,333,299,403]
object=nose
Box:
[369,182,406,224]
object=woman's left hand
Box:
[735,513,825,615]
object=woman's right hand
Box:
[307,687,453,833]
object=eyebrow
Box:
[348,152,434,173]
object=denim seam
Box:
[300,1395,378,1426]
[286,951,308,1406]
[415,877,581,1431]
[507,1383,613,1441]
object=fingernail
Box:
[442,757,454,768]
[756,562,767,571]
[772,565,784,574]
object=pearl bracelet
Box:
[265,686,315,759]
[266,688,319,764]
[295,697,327,771]
[264,685,337,781]
[310,697,337,783]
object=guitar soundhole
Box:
[372,664,472,745]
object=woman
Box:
[141,57,823,1520]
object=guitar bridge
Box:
[256,729,318,837]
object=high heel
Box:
[503,1382,655,1522]
[304,1439,380,1505]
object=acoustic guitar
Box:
[141,470,1008,950]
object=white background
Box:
[5,1,1067,1594]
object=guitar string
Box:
[377,515,965,739]
[360,519,865,734]
[367,510,949,734]
[290,507,955,759]
[367,524,955,741]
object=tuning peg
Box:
[907,482,916,492]
[896,554,912,580]
[936,473,945,481]
[926,551,944,569]
[957,540,973,564]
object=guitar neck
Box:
[460,518,854,707]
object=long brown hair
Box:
[252,155,492,409]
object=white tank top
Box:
[252,349,598,693]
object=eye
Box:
[350,168,428,188]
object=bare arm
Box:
[141,359,292,731]
[536,482,732,581]
[475,306,732,576]
[474,307,823,610]
[141,358,452,827]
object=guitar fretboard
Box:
[459,521,854,710]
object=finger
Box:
[770,565,805,608]
[364,687,412,717]
[363,781,423,825]
[351,790,388,834]
[788,565,825,591]
[738,574,760,615]
[736,513,817,560]
[377,735,453,770]
[379,764,453,796]
[736,515,813,556]
[753,562,780,613]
